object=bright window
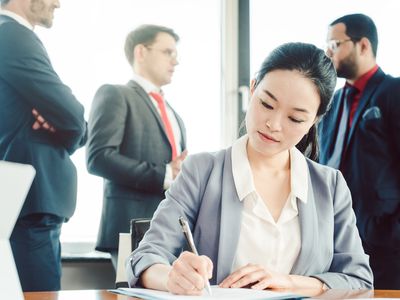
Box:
[36,0,222,243]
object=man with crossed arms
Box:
[0,0,87,291]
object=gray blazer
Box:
[86,80,186,250]
[126,148,373,289]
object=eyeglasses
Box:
[145,46,178,59]
[326,38,356,52]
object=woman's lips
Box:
[258,131,279,142]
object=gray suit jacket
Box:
[86,80,186,250]
[126,148,373,289]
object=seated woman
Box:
[126,42,373,295]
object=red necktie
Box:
[149,92,177,160]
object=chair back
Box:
[130,218,151,250]
[115,218,151,288]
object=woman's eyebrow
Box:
[263,89,278,102]
[293,107,309,113]
[263,89,310,113]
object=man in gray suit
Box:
[86,24,187,269]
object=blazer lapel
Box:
[216,149,243,282]
[127,80,171,144]
[290,173,318,275]
[320,91,344,162]
[345,69,385,148]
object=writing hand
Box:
[170,149,188,179]
[32,109,56,132]
[167,251,213,295]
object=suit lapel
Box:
[216,149,243,282]
[344,69,385,148]
[127,80,171,145]
[326,91,344,155]
[290,172,318,275]
[167,103,186,150]
[319,90,344,163]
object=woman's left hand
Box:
[219,263,294,290]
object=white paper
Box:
[112,285,301,300]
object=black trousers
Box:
[10,213,64,292]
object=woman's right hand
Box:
[166,251,213,295]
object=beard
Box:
[336,51,358,80]
[30,0,54,28]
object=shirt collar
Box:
[131,72,160,94]
[0,9,33,31]
[231,135,308,203]
[232,135,255,201]
[349,64,379,93]
[289,146,308,204]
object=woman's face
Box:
[245,69,320,158]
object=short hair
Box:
[330,13,378,57]
[253,42,337,161]
[124,24,179,66]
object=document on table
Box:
[109,285,304,299]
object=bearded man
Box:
[319,13,400,289]
[0,0,87,291]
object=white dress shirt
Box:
[131,73,182,189]
[231,135,308,274]
[0,9,33,31]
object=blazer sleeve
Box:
[312,171,374,289]
[125,154,209,287]
[86,84,166,193]
[0,22,87,154]
[359,80,400,250]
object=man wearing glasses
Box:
[86,24,187,270]
[319,13,400,289]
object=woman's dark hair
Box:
[253,42,337,161]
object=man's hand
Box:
[170,150,188,179]
[32,109,56,132]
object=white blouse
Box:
[231,135,309,274]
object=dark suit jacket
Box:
[86,80,186,250]
[319,68,400,256]
[0,16,87,219]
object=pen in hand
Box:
[179,216,212,296]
